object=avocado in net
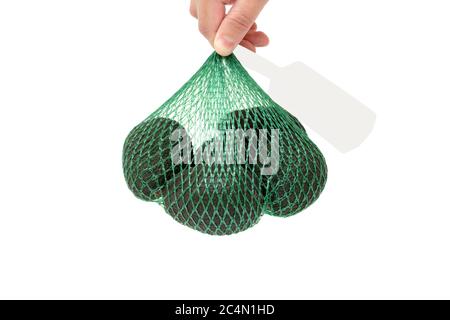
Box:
[123,52,327,234]
[123,117,192,201]
[163,164,264,235]
[219,107,327,217]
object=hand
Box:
[190,0,269,56]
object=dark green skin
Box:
[219,106,306,134]
[196,135,267,195]
[163,164,264,235]
[123,117,192,201]
[264,133,327,217]
[219,107,327,217]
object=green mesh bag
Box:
[123,52,327,235]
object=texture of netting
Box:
[123,52,327,235]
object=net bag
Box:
[123,52,327,235]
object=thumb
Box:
[214,0,268,56]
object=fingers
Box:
[239,39,256,52]
[243,31,269,47]
[214,0,268,56]
[190,0,197,18]
[189,0,269,54]
[197,0,225,46]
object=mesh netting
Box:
[123,52,327,235]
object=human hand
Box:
[190,0,269,56]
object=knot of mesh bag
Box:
[123,52,327,235]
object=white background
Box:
[1,0,449,299]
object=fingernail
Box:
[214,35,235,56]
